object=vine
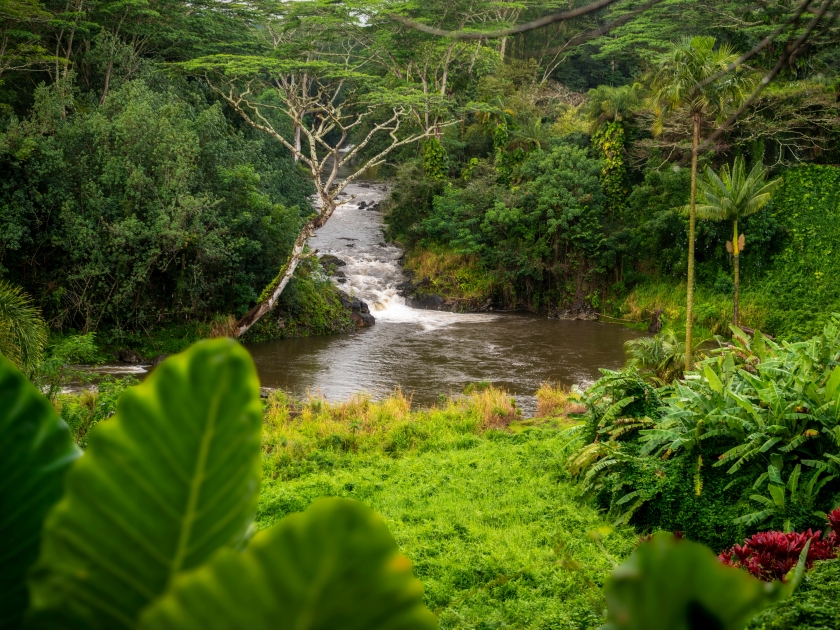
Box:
[422,137,447,181]
[592,121,628,215]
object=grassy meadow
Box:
[257,388,636,629]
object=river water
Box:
[245,178,643,415]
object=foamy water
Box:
[309,180,496,331]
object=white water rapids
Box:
[309,180,494,329]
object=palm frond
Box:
[0,280,48,373]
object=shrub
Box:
[719,509,840,582]
[567,320,840,545]
[746,559,840,630]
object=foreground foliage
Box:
[603,533,791,630]
[2,340,435,629]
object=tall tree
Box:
[648,36,752,370]
[183,55,444,336]
[693,156,782,327]
[0,0,56,80]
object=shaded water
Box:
[246,177,643,415]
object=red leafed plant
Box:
[719,508,840,581]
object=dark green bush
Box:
[746,560,840,630]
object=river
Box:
[245,178,643,415]
[85,176,642,414]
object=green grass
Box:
[609,280,772,339]
[255,391,637,629]
[403,246,497,309]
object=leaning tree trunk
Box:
[235,200,336,338]
[685,113,700,372]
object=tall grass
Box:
[262,386,521,480]
[403,246,496,306]
[534,383,587,418]
[614,281,772,338]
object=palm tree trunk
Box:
[733,219,740,327]
[685,112,700,372]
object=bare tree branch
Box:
[699,0,838,153]
[526,0,667,61]
[389,0,624,40]
[693,0,817,94]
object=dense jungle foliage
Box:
[4,1,840,628]
[3,0,840,348]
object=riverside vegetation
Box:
[3,1,840,628]
[40,322,840,629]
[3,339,827,630]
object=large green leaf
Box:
[602,533,789,630]
[0,355,80,629]
[27,339,263,629]
[138,498,438,630]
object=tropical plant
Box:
[509,117,552,151]
[693,156,783,326]
[563,369,662,524]
[648,36,754,370]
[720,509,840,582]
[0,280,48,374]
[584,83,642,132]
[1,340,436,629]
[625,327,712,384]
[584,84,641,214]
[640,319,840,483]
[734,464,836,532]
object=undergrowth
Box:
[746,560,840,630]
[610,281,771,339]
[403,246,496,307]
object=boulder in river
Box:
[319,254,347,275]
[339,293,376,326]
[351,312,376,327]
[549,300,598,321]
[406,294,446,310]
[117,349,145,364]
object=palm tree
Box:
[648,36,753,371]
[0,280,48,374]
[694,156,782,327]
[584,83,641,133]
